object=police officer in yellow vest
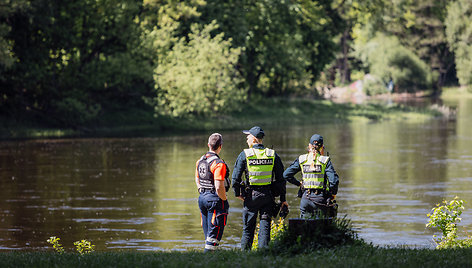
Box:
[232,126,287,250]
[283,134,339,219]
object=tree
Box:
[379,0,452,89]
[355,34,433,92]
[2,0,152,126]
[0,0,27,106]
[153,21,244,117]
[0,0,25,72]
[199,0,342,96]
[349,0,457,90]
[325,0,387,86]
[142,0,246,116]
[445,0,472,87]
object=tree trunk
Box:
[338,28,351,85]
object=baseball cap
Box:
[310,134,323,145]
[242,126,265,139]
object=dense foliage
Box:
[355,34,433,93]
[426,197,472,249]
[1,0,470,128]
[445,0,472,87]
[267,217,361,254]
[153,21,244,117]
[1,0,152,127]
[353,0,453,89]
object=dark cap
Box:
[242,126,265,139]
[310,134,323,145]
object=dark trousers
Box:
[198,192,229,251]
[300,191,329,219]
[241,187,273,250]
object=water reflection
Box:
[1,99,472,251]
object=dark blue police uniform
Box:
[284,157,338,218]
[232,143,285,249]
[283,134,339,219]
[197,152,229,251]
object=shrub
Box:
[153,21,245,117]
[252,218,286,250]
[363,75,388,96]
[445,0,472,86]
[46,236,64,253]
[426,196,472,249]
[53,97,101,125]
[46,236,95,254]
[354,34,434,92]
[266,216,362,254]
[74,240,95,254]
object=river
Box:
[1,97,471,251]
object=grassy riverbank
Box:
[441,86,472,99]
[1,244,471,268]
[1,97,443,139]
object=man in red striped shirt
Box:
[195,133,230,251]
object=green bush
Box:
[266,216,362,255]
[426,197,472,249]
[47,236,95,254]
[355,34,434,92]
[363,75,388,96]
[445,0,472,86]
[74,240,95,254]
[454,47,472,87]
[153,21,245,117]
[46,236,64,253]
[252,218,286,250]
[54,97,101,125]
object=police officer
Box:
[195,133,230,251]
[232,126,287,250]
[283,134,339,219]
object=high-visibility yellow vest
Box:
[244,148,275,186]
[298,153,329,190]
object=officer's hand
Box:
[236,196,245,201]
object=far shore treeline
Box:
[1,0,471,131]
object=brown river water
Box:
[1,98,471,251]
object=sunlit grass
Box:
[441,86,472,99]
[1,245,472,267]
[1,216,470,266]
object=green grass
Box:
[3,218,470,267]
[441,86,472,99]
[1,97,444,139]
[1,245,471,268]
